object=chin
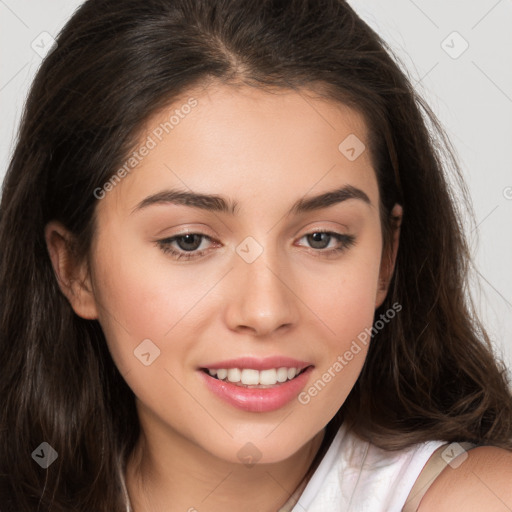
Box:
[200,431,316,467]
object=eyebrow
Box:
[130,184,371,216]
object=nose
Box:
[223,246,300,337]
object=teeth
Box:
[241,369,260,385]
[227,368,241,383]
[259,369,277,386]
[207,366,303,386]
[276,367,288,382]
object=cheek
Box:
[303,239,382,343]
[296,234,382,397]
[294,265,380,425]
[90,231,192,372]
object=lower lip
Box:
[198,367,313,412]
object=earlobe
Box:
[375,203,403,309]
[44,221,98,320]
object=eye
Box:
[296,230,356,256]
[156,233,217,261]
[156,229,356,261]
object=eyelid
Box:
[294,221,351,237]
[154,224,218,239]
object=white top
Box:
[120,422,446,512]
[288,422,446,512]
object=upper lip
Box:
[200,356,313,372]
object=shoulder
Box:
[417,446,512,511]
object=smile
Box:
[198,363,314,412]
[203,367,309,387]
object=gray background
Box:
[1,1,511,375]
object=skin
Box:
[418,446,512,511]
[45,82,512,512]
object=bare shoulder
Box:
[417,446,512,512]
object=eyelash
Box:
[156,230,356,261]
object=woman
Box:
[1,0,511,511]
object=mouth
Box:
[198,363,314,412]
[199,366,312,388]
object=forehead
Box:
[97,83,378,219]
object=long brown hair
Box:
[1,0,511,510]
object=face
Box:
[47,83,401,464]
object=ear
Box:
[375,203,403,309]
[44,220,99,319]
